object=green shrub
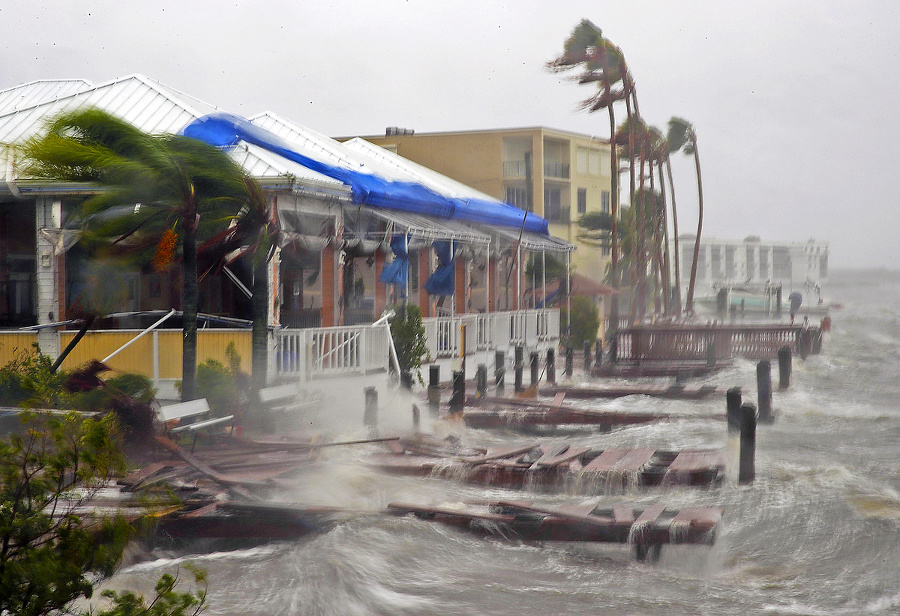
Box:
[562,296,600,349]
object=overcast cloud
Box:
[2,0,898,268]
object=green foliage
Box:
[195,343,248,416]
[94,564,207,616]
[0,412,132,616]
[562,296,600,348]
[390,304,429,382]
[0,344,68,408]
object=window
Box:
[505,186,529,210]
[759,247,769,279]
[710,246,721,278]
[725,246,736,278]
[601,191,610,214]
[577,147,601,176]
[589,150,600,176]
[772,247,791,279]
[576,148,588,175]
[577,188,587,214]
[543,186,567,222]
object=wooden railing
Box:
[422,309,560,359]
[613,324,822,362]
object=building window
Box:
[725,246,736,279]
[710,246,721,278]
[759,247,769,279]
[543,186,568,222]
[601,191,610,214]
[772,247,791,279]
[576,148,588,175]
[577,188,587,214]
[505,186,529,210]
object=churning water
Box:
[106,269,900,615]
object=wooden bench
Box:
[258,384,322,413]
[158,399,234,434]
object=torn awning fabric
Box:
[182,113,549,235]
[424,240,454,296]
[379,233,410,297]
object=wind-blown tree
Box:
[199,177,277,393]
[667,116,704,315]
[547,19,628,324]
[23,108,249,400]
[652,126,681,314]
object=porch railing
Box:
[423,309,560,359]
[275,324,390,379]
[612,324,821,362]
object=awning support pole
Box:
[102,309,177,363]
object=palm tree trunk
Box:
[685,136,703,314]
[251,248,269,393]
[665,155,682,314]
[182,222,198,402]
[651,162,670,315]
[606,89,619,330]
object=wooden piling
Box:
[757,360,773,423]
[583,341,592,372]
[411,404,421,432]
[514,346,524,392]
[476,364,488,398]
[778,346,791,390]
[495,351,505,392]
[546,348,556,384]
[530,352,539,386]
[726,386,742,436]
[595,340,603,366]
[449,371,465,414]
[565,346,573,377]
[739,402,757,484]
[364,386,378,431]
[427,365,441,412]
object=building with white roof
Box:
[0,74,572,361]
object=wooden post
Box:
[798,327,811,360]
[610,336,618,364]
[476,364,487,398]
[564,346,573,377]
[514,345,524,393]
[449,370,464,414]
[778,346,791,390]
[583,340,592,372]
[411,404,421,432]
[546,348,556,384]
[427,365,441,415]
[757,360,773,423]
[726,386,742,437]
[595,340,603,366]
[495,350,505,391]
[364,387,378,432]
[739,402,757,484]
[530,352,539,386]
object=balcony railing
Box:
[502,160,528,177]
[544,162,570,179]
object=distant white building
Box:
[673,235,829,310]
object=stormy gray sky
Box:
[2,0,898,269]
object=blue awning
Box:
[182,113,549,235]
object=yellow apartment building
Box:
[352,127,613,285]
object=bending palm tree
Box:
[23,108,249,400]
[547,19,628,326]
[667,117,703,315]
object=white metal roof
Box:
[0,79,94,115]
[0,74,343,189]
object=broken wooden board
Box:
[540,383,721,400]
[369,439,726,493]
[387,500,722,549]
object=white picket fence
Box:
[276,323,391,379]
[275,308,560,379]
[421,309,559,359]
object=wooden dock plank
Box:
[549,392,566,411]
[670,506,723,530]
[666,450,726,472]
[634,503,666,526]
[613,448,657,472]
[582,448,631,472]
[532,446,590,468]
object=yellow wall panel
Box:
[0,333,40,367]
